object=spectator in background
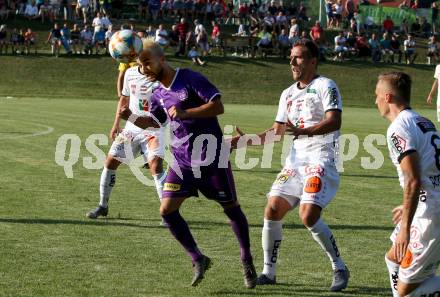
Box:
[148,0,160,21]
[92,25,105,54]
[185,24,196,55]
[145,25,155,39]
[76,0,89,24]
[168,24,180,50]
[400,18,409,35]
[334,30,348,61]
[101,12,111,29]
[24,27,37,54]
[380,32,393,63]
[188,45,206,65]
[420,16,432,37]
[176,17,188,56]
[80,24,93,54]
[277,28,290,58]
[211,20,221,49]
[104,24,113,53]
[155,23,169,48]
[0,24,7,54]
[24,1,39,20]
[403,33,417,64]
[39,0,53,23]
[309,20,324,44]
[60,22,72,54]
[427,34,439,65]
[410,17,421,35]
[297,1,309,22]
[432,2,438,34]
[46,23,62,57]
[383,15,394,33]
[275,11,287,33]
[325,0,334,28]
[138,0,148,20]
[369,32,381,63]
[353,11,363,34]
[92,11,103,30]
[333,0,343,28]
[71,23,81,54]
[59,0,69,21]
[345,0,355,22]
[355,32,371,60]
[390,33,403,63]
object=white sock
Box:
[406,275,440,296]
[308,218,345,271]
[99,167,116,208]
[153,172,166,201]
[261,219,283,279]
[385,255,400,297]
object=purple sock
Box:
[162,210,202,262]
[224,205,253,262]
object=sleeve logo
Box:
[328,87,339,107]
[391,132,406,153]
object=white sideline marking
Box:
[0,120,55,139]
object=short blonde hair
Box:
[378,72,412,103]
[141,39,164,57]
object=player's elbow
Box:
[405,177,421,193]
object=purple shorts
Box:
[163,162,237,205]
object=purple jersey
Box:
[150,68,224,169]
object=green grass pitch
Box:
[0,54,439,297]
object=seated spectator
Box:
[275,11,287,33]
[196,24,209,56]
[92,11,104,30]
[71,23,81,54]
[60,22,72,54]
[427,35,439,65]
[369,32,381,63]
[168,24,180,50]
[420,17,432,37]
[92,25,105,54]
[46,23,62,57]
[145,25,155,39]
[24,27,37,54]
[256,26,273,58]
[263,12,276,31]
[380,32,393,62]
[0,24,7,54]
[355,32,371,59]
[346,31,357,56]
[277,28,290,58]
[188,45,206,65]
[80,24,93,54]
[101,13,111,30]
[334,30,348,61]
[403,33,417,64]
[24,1,39,20]
[410,17,421,35]
[155,24,169,47]
[390,33,403,63]
[383,15,394,33]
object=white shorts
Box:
[267,163,340,209]
[390,214,440,284]
[108,129,165,164]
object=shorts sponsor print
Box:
[162,162,237,205]
[390,214,440,284]
[268,163,339,208]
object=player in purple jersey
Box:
[119,40,257,289]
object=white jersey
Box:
[121,66,162,135]
[387,109,440,216]
[275,76,342,167]
[434,65,440,104]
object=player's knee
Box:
[397,284,416,297]
[148,157,163,174]
[300,212,319,228]
[104,155,120,170]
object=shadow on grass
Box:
[0,217,167,229]
[212,284,389,296]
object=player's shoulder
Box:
[388,109,419,135]
[313,76,338,89]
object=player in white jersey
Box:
[426,64,440,122]
[231,39,349,291]
[376,72,440,297]
[86,64,166,220]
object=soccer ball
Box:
[108,30,143,63]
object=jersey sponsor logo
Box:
[400,250,413,269]
[429,174,440,188]
[138,99,149,112]
[163,183,181,191]
[416,117,437,133]
[328,87,339,107]
[419,189,428,202]
[391,132,406,154]
[304,165,325,177]
[306,88,317,94]
[304,176,322,193]
[281,168,296,176]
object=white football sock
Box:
[308,218,345,271]
[385,255,400,297]
[99,167,116,208]
[261,219,283,279]
[153,172,166,201]
[406,275,440,296]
